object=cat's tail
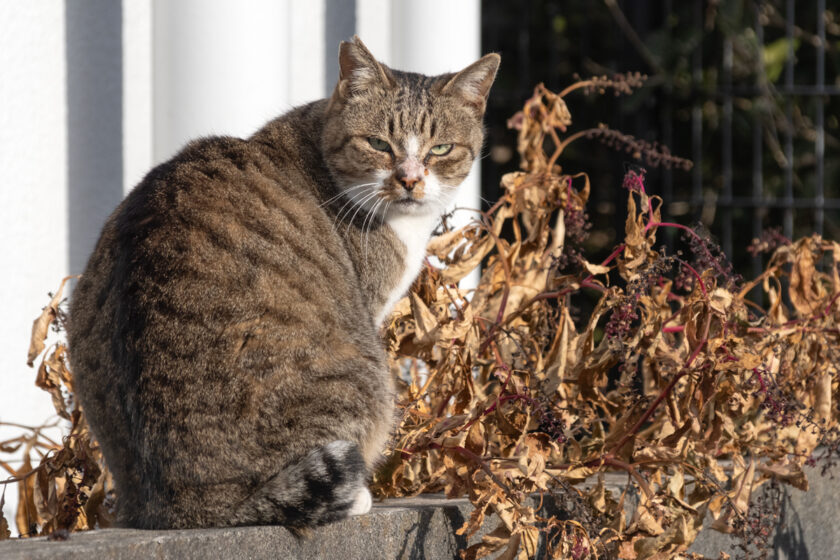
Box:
[233,440,371,530]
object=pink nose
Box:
[398,172,422,191]
[397,159,425,191]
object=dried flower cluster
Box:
[586,125,693,171]
[3,79,840,560]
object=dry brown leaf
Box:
[27,276,73,367]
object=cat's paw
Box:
[348,486,372,516]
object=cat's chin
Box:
[388,198,441,217]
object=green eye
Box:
[429,143,453,156]
[367,137,392,152]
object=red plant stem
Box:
[599,243,627,269]
[752,368,768,393]
[675,259,708,298]
[478,230,514,354]
[645,220,693,236]
[580,280,607,293]
[745,290,840,334]
[608,310,712,455]
[662,326,684,333]
[646,219,730,283]
[822,290,840,317]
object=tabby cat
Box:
[67,36,499,530]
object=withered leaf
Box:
[27,276,73,367]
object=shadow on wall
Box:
[65,0,124,275]
[775,491,810,560]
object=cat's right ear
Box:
[334,36,396,100]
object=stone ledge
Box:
[0,496,479,560]
[1,467,838,559]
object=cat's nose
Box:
[396,158,425,192]
[398,173,422,191]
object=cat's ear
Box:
[335,36,396,98]
[438,53,501,114]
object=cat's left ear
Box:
[439,53,501,114]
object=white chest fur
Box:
[377,211,440,324]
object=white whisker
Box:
[331,186,376,234]
[362,198,385,267]
[319,182,379,207]
[344,190,381,236]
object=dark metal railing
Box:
[481,0,839,282]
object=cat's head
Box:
[322,36,499,219]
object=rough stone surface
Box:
[687,464,840,559]
[1,466,837,559]
[0,496,479,560]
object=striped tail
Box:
[233,440,370,530]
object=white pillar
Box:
[153,0,291,164]
[356,0,392,65]
[123,0,153,192]
[289,0,326,105]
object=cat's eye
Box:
[367,137,392,152]
[429,143,453,156]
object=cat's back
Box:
[67,102,386,528]
[71,100,365,368]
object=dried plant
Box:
[3,78,839,560]
[1,278,114,539]
[372,81,839,559]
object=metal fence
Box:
[481,0,840,283]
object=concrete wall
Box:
[0,0,481,531]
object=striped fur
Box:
[67,37,498,530]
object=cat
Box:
[67,36,499,531]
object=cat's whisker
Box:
[344,190,381,235]
[330,194,365,234]
[319,182,379,208]
[362,198,385,266]
[320,184,377,212]
[331,187,377,234]
[344,193,380,241]
[361,197,380,243]
[332,187,377,236]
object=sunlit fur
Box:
[66,37,498,531]
[322,38,499,320]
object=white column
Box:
[289,0,326,105]
[123,0,153,192]
[390,0,483,223]
[0,0,69,412]
[153,0,291,164]
[356,0,392,65]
